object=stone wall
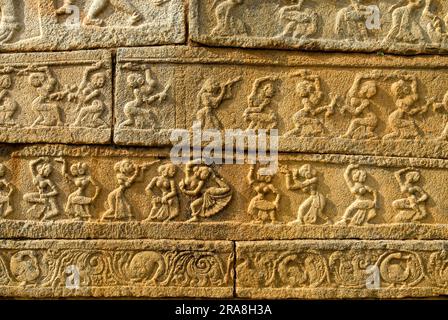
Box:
[0,0,447,299]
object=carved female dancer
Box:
[247,165,280,224]
[119,64,169,129]
[286,71,337,137]
[23,157,60,221]
[145,163,179,222]
[383,75,430,140]
[392,167,429,223]
[0,69,19,127]
[281,164,329,225]
[243,76,278,131]
[196,77,241,130]
[56,159,100,221]
[71,62,108,128]
[336,164,377,226]
[101,159,158,221]
[341,73,379,139]
[179,160,232,222]
[0,163,13,219]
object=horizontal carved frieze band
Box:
[117,47,448,159]
[0,0,185,52]
[0,145,446,241]
[190,0,448,55]
[0,239,233,298]
[0,50,113,144]
[236,240,448,299]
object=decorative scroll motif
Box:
[0,240,233,298]
[236,242,448,297]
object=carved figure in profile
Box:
[211,0,248,37]
[0,163,13,219]
[335,0,371,41]
[145,163,179,222]
[421,0,447,45]
[119,63,170,130]
[196,76,241,130]
[340,72,380,140]
[243,76,278,131]
[56,158,100,221]
[23,158,60,221]
[383,75,431,140]
[0,0,20,44]
[101,159,159,222]
[285,70,338,137]
[247,164,280,224]
[278,0,318,40]
[384,0,427,44]
[0,67,19,127]
[70,62,108,128]
[280,164,329,225]
[432,89,448,140]
[179,160,232,222]
[392,168,429,223]
[20,66,67,127]
[336,164,377,226]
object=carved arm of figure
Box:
[0,179,13,197]
[145,176,158,196]
[344,164,358,192]
[280,167,302,191]
[410,186,429,204]
[180,179,204,197]
[433,92,448,113]
[89,176,101,201]
[130,160,160,185]
[77,61,104,94]
[29,157,48,179]
[54,158,72,181]
[269,184,281,208]
[315,93,339,116]
[247,165,257,186]
[395,167,413,193]
[162,179,177,203]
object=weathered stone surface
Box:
[0,144,444,241]
[236,240,448,299]
[0,50,112,144]
[0,239,234,298]
[116,46,448,159]
[190,0,448,55]
[0,0,185,52]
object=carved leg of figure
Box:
[42,198,59,220]
[56,0,75,15]
[438,122,448,141]
[0,0,20,44]
[109,0,143,25]
[188,198,203,222]
[84,0,109,26]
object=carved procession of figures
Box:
[0,157,433,226]
[208,0,448,48]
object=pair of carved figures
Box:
[0,63,108,129]
[102,159,232,223]
[247,163,429,225]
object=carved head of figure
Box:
[405,170,421,184]
[260,81,276,98]
[359,81,377,99]
[159,163,176,178]
[114,159,137,177]
[194,165,212,181]
[409,0,424,8]
[70,162,88,177]
[0,75,12,90]
[127,73,145,89]
[29,73,46,88]
[91,73,106,89]
[0,164,6,178]
[202,78,221,96]
[297,164,317,179]
[351,168,367,183]
[257,170,274,183]
[391,80,412,100]
[296,79,322,105]
[37,162,52,178]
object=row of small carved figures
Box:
[211,0,448,46]
[0,157,431,226]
